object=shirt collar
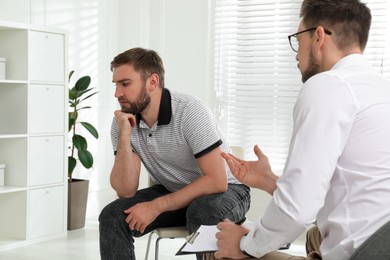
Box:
[331,53,364,70]
[136,88,172,126]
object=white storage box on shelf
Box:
[0,57,6,80]
[0,164,5,186]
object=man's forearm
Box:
[152,174,227,214]
[152,147,229,214]
[110,135,141,198]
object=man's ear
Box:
[314,26,326,49]
[148,73,160,91]
[312,26,327,58]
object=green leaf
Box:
[75,76,91,92]
[72,100,80,107]
[73,134,88,151]
[68,70,75,83]
[68,117,75,132]
[68,156,77,176]
[77,88,94,99]
[78,150,93,169]
[69,100,76,107]
[81,122,99,139]
[80,91,98,102]
[76,106,92,111]
[69,111,77,120]
[69,88,78,100]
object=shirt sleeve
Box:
[110,117,119,154]
[181,99,222,158]
[242,72,358,257]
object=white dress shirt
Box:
[242,54,390,260]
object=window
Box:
[212,0,390,173]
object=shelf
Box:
[0,134,27,139]
[0,20,67,251]
[0,80,28,84]
[0,20,29,31]
[0,186,27,194]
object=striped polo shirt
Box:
[111,88,240,192]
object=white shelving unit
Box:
[0,20,68,251]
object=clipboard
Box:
[175,221,291,255]
[176,225,219,255]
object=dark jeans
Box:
[99,184,251,260]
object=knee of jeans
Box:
[186,200,219,232]
[99,200,122,224]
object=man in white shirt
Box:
[214,0,390,259]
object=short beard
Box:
[301,51,320,83]
[120,82,151,115]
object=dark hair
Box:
[300,0,371,51]
[110,47,165,88]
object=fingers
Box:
[114,110,121,117]
[129,221,145,232]
[125,214,146,232]
[221,151,243,163]
[222,154,243,181]
[124,207,146,232]
[254,144,267,161]
[114,110,137,126]
[221,152,243,169]
[215,220,244,260]
[216,218,232,230]
[136,222,146,233]
[221,152,237,171]
[253,144,261,158]
[114,111,137,133]
[128,116,136,127]
[220,152,230,161]
[229,153,244,164]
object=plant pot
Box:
[68,179,89,230]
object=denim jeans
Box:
[99,183,251,260]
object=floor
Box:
[0,189,306,260]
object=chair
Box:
[144,225,189,260]
[144,145,244,260]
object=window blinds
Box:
[213,0,390,174]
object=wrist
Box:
[240,235,255,258]
[152,197,166,214]
[263,173,278,195]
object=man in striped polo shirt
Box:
[99,47,251,260]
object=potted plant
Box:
[67,70,99,230]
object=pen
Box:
[235,217,246,225]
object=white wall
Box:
[0,0,212,192]
[116,0,211,102]
[0,0,30,23]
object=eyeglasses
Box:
[288,27,332,53]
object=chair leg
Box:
[145,231,154,260]
[155,237,163,260]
